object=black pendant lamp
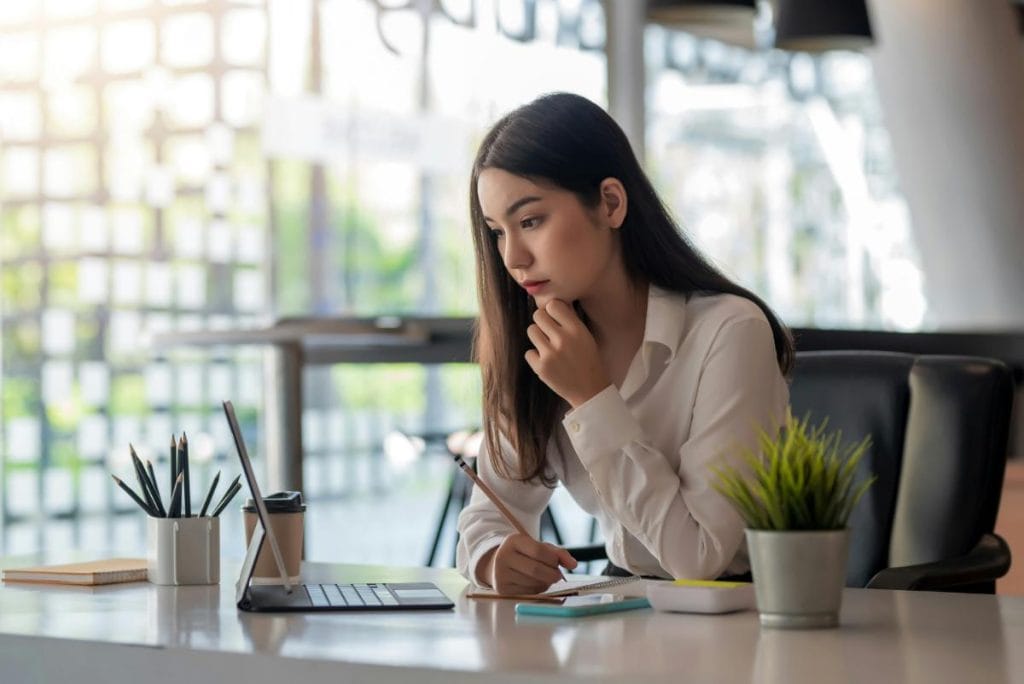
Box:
[774,0,874,52]
[647,0,758,48]
[648,0,757,24]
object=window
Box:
[0,0,608,562]
[646,26,923,330]
[0,0,269,551]
[1,1,921,561]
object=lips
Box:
[520,280,549,295]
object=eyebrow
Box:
[482,195,542,224]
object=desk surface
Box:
[151,316,476,364]
[2,560,1023,684]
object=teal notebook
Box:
[515,594,650,617]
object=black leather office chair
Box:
[567,351,1015,593]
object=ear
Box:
[598,178,628,229]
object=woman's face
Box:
[477,168,620,308]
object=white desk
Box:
[2,560,1023,683]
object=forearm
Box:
[455,436,555,584]
[563,319,788,577]
[581,434,745,579]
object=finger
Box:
[534,543,577,574]
[506,536,563,570]
[525,323,551,353]
[492,563,545,595]
[508,551,564,587]
[513,540,569,580]
[555,547,579,571]
[532,310,564,348]
[544,299,580,328]
[498,569,550,595]
[501,565,557,589]
[524,349,541,375]
[494,540,551,594]
[524,539,567,568]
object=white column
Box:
[869,0,1024,328]
[603,0,647,162]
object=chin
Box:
[531,292,559,308]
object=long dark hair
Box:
[470,92,794,485]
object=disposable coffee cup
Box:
[242,491,305,584]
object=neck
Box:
[578,267,648,348]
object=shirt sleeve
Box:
[455,431,556,586]
[562,316,789,579]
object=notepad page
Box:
[543,576,644,597]
[466,576,646,600]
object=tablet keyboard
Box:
[304,582,399,608]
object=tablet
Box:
[515,593,650,617]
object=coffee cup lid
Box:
[243,490,306,513]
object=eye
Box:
[489,228,504,240]
[520,216,542,229]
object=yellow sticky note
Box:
[672,579,750,589]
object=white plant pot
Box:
[745,528,849,629]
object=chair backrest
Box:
[789,351,1013,587]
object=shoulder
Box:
[670,293,776,368]
[684,292,770,333]
[646,287,776,361]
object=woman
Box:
[456,92,791,595]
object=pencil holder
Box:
[147,516,220,585]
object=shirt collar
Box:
[641,284,688,365]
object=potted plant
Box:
[712,413,875,629]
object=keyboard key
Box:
[306,584,329,608]
[323,584,346,606]
[356,587,381,606]
[340,586,362,605]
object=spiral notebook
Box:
[466,575,643,601]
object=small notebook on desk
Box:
[467,575,644,601]
[2,558,147,586]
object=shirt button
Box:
[570,422,581,433]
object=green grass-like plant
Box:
[711,413,876,531]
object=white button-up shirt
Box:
[456,288,790,583]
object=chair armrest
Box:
[866,533,1012,591]
[564,543,608,563]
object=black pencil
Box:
[181,433,191,517]
[198,470,221,518]
[146,459,164,515]
[129,446,158,516]
[131,445,165,518]
[209,474,241,516]
[170,435,177,496]
[210,480,242,517]
[112,475,155,516]
[168,472,184,518]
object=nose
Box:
[501,230,532,272]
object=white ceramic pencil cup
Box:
[147,516,220,585]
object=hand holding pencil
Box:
[452,453,577,595]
